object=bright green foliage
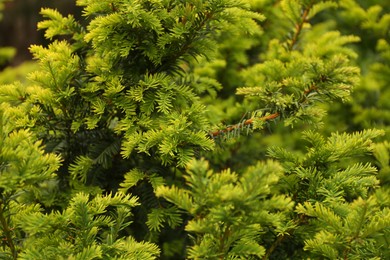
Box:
[297,197,390,259]
[156,129,388,259]
[13,192,159,260]
[217,0,360,135]
[268,129,384,203]
[19,0,261,179]
[157,158,292,259]
[313,6,390,257]
[0,1,270,258]
[321,0,390,137]
[0,105,61,259]
[0,0,389,259]
[265,129,388,258]
[238,41,359,127]
[0,108,61,196]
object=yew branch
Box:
[288,3,313,50]
[209,81,320,138]
[0,201,17,259]
[210,112,280,137]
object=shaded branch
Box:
[262,233,286,260]
[0,201,17,259]
[154,11,213,74]
[288,3,313,51]
[262,214,307,260]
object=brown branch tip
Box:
[210,112,280,137]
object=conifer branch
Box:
[288,3,313,51]
[210,112,280,138]
[0,201,17,259]
[342,201,368,259]
[210,81,319,138]
[262,233,285,260]
[218,225,231,259]
[262,214,307,260]
[155,11,213,73]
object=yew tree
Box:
[0,0,389,259]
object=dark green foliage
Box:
[0,0,389,259]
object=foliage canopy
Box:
[0,0,389,259]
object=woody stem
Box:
[0,201,17,259]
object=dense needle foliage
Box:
[0,0,389,259]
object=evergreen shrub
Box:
[0,0,389,259]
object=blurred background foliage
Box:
[0,0,80,84]
[0,0,80,65]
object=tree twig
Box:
[288,3,312,51]
[0,201,17,259]
[210,112,280,137]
